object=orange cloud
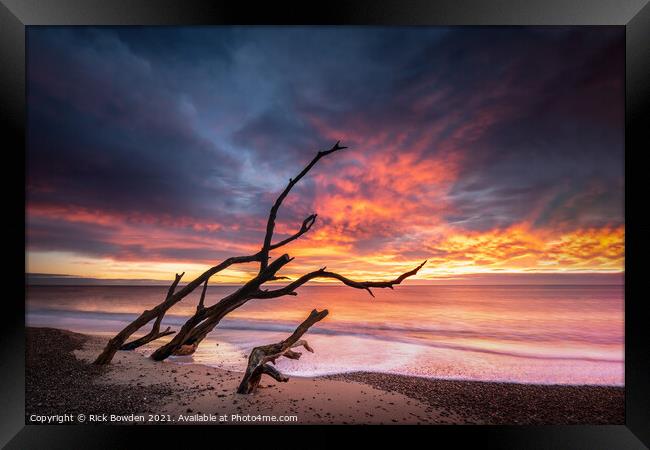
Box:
[420,223,624,274]
[237,223,624,285]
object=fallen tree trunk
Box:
[150,254,294,361]
[120,282,199,351]
[170,279,208,356]
[93,272,184,364]
[237,309,328,394]
[94,253,263,365]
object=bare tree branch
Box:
[110,272,185,354]
[237,309,328,394]
[150,253,295,361]
[94,253,261,364]
[98,141,431,373]
[197,279,208,312]
[119,316,176,351]
[171,254,261,302]
[268,214,318,250]
[260,364,289,383]
[254,260,428,299]
[259,141,347,271]
[167,271,185,299]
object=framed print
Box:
[2,0,649,448]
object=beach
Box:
[26,327,624,425]
[26,284,625,386]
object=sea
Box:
[26,284,624,386]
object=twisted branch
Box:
[237,309,328,394]
[118,272,184,351]
[259,141,347,271]
[95,252,261,364]
[254,260,428,299]
[97,140,431,371]
[268,214,318,250]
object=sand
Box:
[327,372,624,425]
[25,327,624,425]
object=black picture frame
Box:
[2,0,648,448]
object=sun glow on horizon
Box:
[26,223,624,284]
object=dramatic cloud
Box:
[26,26,624,282]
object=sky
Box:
[26,26,625,285]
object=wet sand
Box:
[25,327,623,425]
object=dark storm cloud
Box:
[396,27,625,231]
[28,215,121,256]
[27,27,257,224]
[26,26,624,266]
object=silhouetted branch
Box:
[97,141,431,372]
[268,214,318,250]
[259,141,347,271]
[112,272,185,353]
[95,253,261,364]
[237,309,328,394]
[197,279,208,312]
[254,260,428,299]
[150,253,295,361]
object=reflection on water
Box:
[26,284,624,385]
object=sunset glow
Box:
[26,27,624,284]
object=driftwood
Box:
[117,279,209,352]
[172,343,198,356]
[237,309,328,394]
[119,317,175,351]
[93,272,184,364]
[95,141,427,366]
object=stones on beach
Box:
[325,371,624,425]
[26,328,175,422]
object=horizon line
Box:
[26,271,625,287]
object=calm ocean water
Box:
[26,284,624,385]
